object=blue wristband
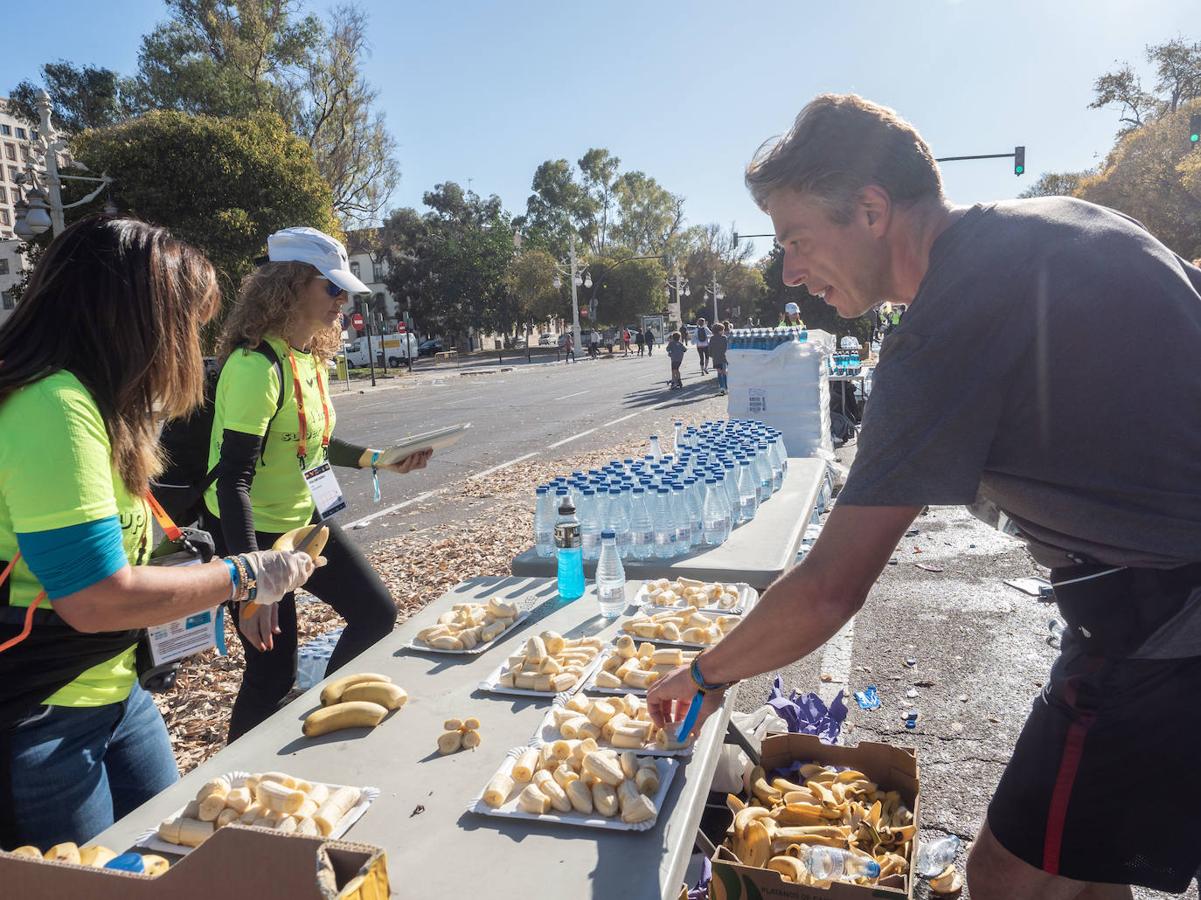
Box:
[690,655,731,693]
[370,451,382,503]
[222,558,239,600]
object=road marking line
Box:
[553,389,591,400]
[469,451,541,480]
[547,428,597,449]
[602,412,639,427]
[816,616,855,731]
[344,488,445,528]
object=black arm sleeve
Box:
[328,437,367,469]
[214,429,264,554]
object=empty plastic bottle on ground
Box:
[534,485,557,558]
[554,499,584,602]
[916,834,962,877]
[596,531,627,619]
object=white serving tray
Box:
[477,652,604,700]
[620,609,733,649]
[134,771,378,856]
[529,695,693,758]
[468,747,679,832]
[406,609,532,656]
[635,581,758,615]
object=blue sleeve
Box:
[16,516,129,600]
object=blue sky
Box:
[6,0,1197,258]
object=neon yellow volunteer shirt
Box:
[0,371,149,707]
[204,336,336,533]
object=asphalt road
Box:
[327,351,724,546]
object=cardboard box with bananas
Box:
[0,825,388,900]
[709,733,920,900]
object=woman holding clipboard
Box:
[202,227,431,740]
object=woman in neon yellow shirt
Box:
[202,227,429,740]
[0,217,316,850]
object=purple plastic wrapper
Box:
[765,675,847,744]
[686,856,712,899]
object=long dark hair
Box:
[0,216,219,492]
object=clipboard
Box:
[377,423,471,466]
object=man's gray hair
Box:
[745,94,943,223]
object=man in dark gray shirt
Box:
[647,94,1201,899]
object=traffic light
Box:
[1190,114,1201,148]
[1014,146,1025,176]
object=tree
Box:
[68,110,339,347]
[1017,171,1088,199]
[1089,64,1158,134]
[587,256,665,327]
[506,249,564,328]
[9,62,134,132]
[1090,38,1201,134]
[577,148,621,255]
[676,223,756,322]
[611,171,685,256]
[519,158,589,259]
[128,0,396,224]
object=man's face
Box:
[767,188,891,319]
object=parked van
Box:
[344,333,418,367]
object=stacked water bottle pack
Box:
[295,627,344,690]
[726,326,808,350]
[830,349,861,374]
[533,419,789,563]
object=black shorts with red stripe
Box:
[988,563,1201,892]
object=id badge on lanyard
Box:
[288,347,343,517]
[304,461,347,519]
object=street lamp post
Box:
[710,273,724,323]
[665,267,689,329]
[13,90,113,240]
[551,234,591,353]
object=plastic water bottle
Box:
[668,484,690,551]
[596,531,627,619]
[683,478,704,546]
[628,487,654,560]
[673,421,684,454]
[653,487,675,558]
[648,434,663,461]
[797,846,881,884]
[722,461,740,511]
[916,834,962,877]
[753,443,774,502]
[579,488,601,561]
[554,500,584,601]
[534,486,557,558]
[607,488,632,558]
[736,460,759,523]
[702,478,730,546]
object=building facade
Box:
[0,98,38,322]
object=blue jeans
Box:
[716,366,728,391]
[0,683,179,848]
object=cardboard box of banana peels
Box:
[710,733,919,899]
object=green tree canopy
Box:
[585,256,666,327]
[505,248,564,327]
[9,62,134,132]
[69,109,339,346]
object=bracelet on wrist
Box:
[222,558,240,602]
[690,655,733,693]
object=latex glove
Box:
[241,549,320,605]
[239,600,280,653]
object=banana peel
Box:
[244,525,330,619]
[929,863,963,895]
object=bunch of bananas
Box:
[645,577,742,610]
[5,844,168,875]
[725,763,915,889]
[621,608,739,645]
[483,742,661,825]
[157,773,361,847]
[495,631,604,692]
[416,597,520,650]
[594,639,699,692]
[549,691,690,751]
[302,673,408,737]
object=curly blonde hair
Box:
[218,261,343,362]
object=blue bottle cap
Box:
[609,488,621,496]
[104,853,145,874]
[601,530,615,540]
[536,486,548,494]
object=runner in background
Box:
[694,317,712,375]
[202,227,431,741]
[0,217,315,850]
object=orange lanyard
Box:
[287,348,332,468]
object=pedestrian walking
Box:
[587,329,600,359]
[621,328,631,356]
[694,317,711,374]
[0,217,317,850]
[563,332,576,362]
[635,329,644,356]
[643,326,656,356]
[709,322,729,395]
[665,331,686,389]
[201,227,431,741]
[647,93,1201,900]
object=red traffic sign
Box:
[397,322,407,334]
[350,313,364,330]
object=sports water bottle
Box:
[652,487,675,558]
[534,486,556,557]
[579,488,601,561]
[596,531,627,619]
[797,846,881,885]
[607,488,632,558]
[737,460,759,523]
[554,500,584,601]
[628,487,654,560]
[668,483,690,551]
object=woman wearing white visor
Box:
[779,301,806,328]
[201,227,431,740]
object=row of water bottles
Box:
[727,327,808,351]
[534,419,789,561]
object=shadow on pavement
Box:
[622,379,720,410]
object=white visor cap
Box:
[784,302,800,315]
[267,227,371,295]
